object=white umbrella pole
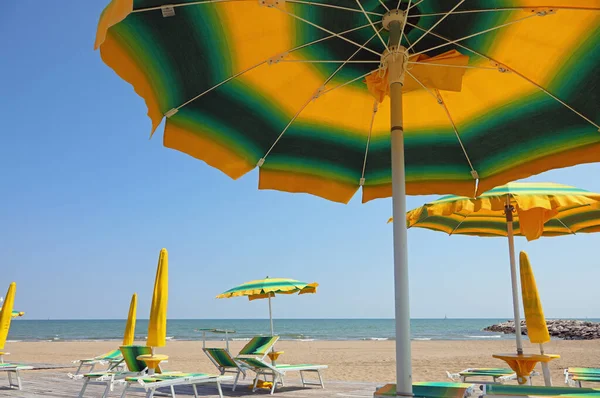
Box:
[268,295,274,337]
[505,196,524,354]
[388,20,413,397]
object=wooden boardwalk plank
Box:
[0,371,379,397]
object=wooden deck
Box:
[0,369,381,397]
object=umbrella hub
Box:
[380,11,408,86]
[382,9,406,35]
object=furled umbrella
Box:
[144,248,169,373]
[519,251,553,385]
[0,283,17,362]
[123,293,138,346]
[400,182,600,355]
[217,277,317,337]
[95,1,600,394]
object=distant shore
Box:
[7,339,600,384]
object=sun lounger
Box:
[72,349,124,375]
[70,345,159,398]
[565,368,600,387]
[374,382,475,398]
[202,335,279,390]
[0,363,34,390]
[237,355,327,395]
[483,384,600,397]
[447,368,523,384]
[119,372,234,398]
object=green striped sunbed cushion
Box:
[205,348,238,368]
[238,357,270,369]
[0,363,32,370]
[570,368,600,376]
[126,372,212,383]
[375,382,473,397]
[238,336,279,355]
[572,376,600,383]
[95,349,122,360]
[460,368,514,376]
[275,364,325,370]
[485,384,600,397]
[119,345,153,373]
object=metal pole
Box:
[505,195,523,355]
[388,20,412,397]
[268,295,274,336]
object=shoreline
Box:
[6,339,600,384]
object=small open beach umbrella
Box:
[123,293,138,346]
[95,1,600,393]
[11,311,24,318]
[147,249,168,349]
[401,182,600,355]
[520,251,552,385]
[0,283,16,352]
[217,277,317,336]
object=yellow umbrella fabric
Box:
[147,249,168,348]
[0,283,16,350]
[519,251,550,345]
[123,293,137,346]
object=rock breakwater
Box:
[484,319,600,340]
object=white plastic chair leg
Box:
[79,378,89,398]
[192,384,199,398]
[216,380,224,398]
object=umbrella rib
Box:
[280,60,381,63]
[378,0,390,12]
[554,216,576,235]
[396,0,413,48]
[411,12,538,56]
[164,23,374,115]
[404,70,439,102]
[409,7,600,17]
[406,22,600,130]
[407,61,497,70]
[407,0,465,51]
[408,0,425,11]
[436,90,478,179]
[286,0,383,16]
[360,100,379,187]
[355,0,389,51]
[319,68,383,97]
[261,29,383,162]
[448,213,469,236]
[133,0,238,13]
[274,6,382,57]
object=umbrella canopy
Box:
[0,283,16,351]
[11,311,24,318]
[95,1,600,394]
[123,293,138,346]
[147,249,168,348]
[402,182,600,354]
[519,251,549,346]
[217,277,317,335]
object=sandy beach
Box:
[7,339,600,385]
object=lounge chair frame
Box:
[0,364,33,390]
[118,373,233,398]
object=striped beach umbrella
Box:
[11,311,24,318]
[95,1,600,394]
[403,182,600,354]
[217,277,317,336]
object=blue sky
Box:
[1,1,599,321]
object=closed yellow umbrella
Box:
[0,283,16,351]
[147,248,168,348]
[123,293,137,346]
[520,251,556,385]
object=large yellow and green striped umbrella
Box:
[217,277,317,335]
[95,1,600,393]
[11,311,24,318]
[403,182,600,354]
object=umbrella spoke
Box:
[163,23,375,116]
[355,0,389,51]
[378,0,390,12]
[436,89,478,181]
[411,12,539,56]
[407,61,497,70]
[409,7,600,17]
[286,0,383,16]
[319,68,382,97]
[280,60,380,63]
[274,6,382,57]
[395,0,412,49]
[407,21,600,130]
[133,0,237,13]
[260,28,384,165]
[360,100,379,187]
[407,0,465,51]
[407,0,425,11]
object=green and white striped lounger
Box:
[120,372,233,398]
[237,356,327,395]
[374,382,475,398]
[73,348,124,375]
[565,368,600,387]
[72,345,158,398]
[203,335,279,390]
[483,383,600,397]
[447,368,529,384]
[0,363,34,390]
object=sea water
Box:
[7,318,581,342]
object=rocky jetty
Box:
[484,319,600,340]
